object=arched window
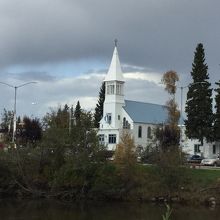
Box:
[138,126,142,138]
[123,117,126,128]
[106,83,115,95]
[123,117,130,129]
[147,127,152,139]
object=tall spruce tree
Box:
[94,82,105,128]
[185,43,213,145]
[74,101,82,126]
[214,81,220,141]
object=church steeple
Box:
[100,41,125,137]
[104,40,124,82]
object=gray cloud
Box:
[0,0,219,119]
[0,0,219,80]
[84,68,107,75]
[13,71,56,82]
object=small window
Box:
[123,117,126,128]
[99,134,105,145]
[118,115,120,120]
[109,134,116,144]
[108,115,111,124]
[111,85,115,94]
[123,117,130,129]
[107,85,110,94]
[147,127,152,139]
[105,113,112,124]
[194,144,200,153]
[116,84,122,95]
[107,84,115,95]
[213,145,216,154]
[138,126,142,138]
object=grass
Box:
[140,164,220,189]
[141,164,220,182]
[188,168,220,187]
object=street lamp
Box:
[0,81,37,144]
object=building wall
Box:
[132,123,156,148]
[98,119,158,151]
[102,102,124,129]
[203,141,220,158]
[181,128,219,158]
[98,129,120,151]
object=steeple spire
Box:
[104,40,124,82]
[114,39,118,47]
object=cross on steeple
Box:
[104,40,124,82]
[114,39,118,47]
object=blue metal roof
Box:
[123,100,168,124]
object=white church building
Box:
[98,44,219,158]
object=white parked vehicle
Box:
[201,157,220,167]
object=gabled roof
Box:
[104,46,124,82]
[123,100,168,124]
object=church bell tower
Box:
[102,40,125,129]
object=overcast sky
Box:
[0,0,220,120]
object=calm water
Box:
[0,199,219,220]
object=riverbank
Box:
[1,160,220,206]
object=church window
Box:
[118,115,120,120]
[116,83,124,95]
[123,117,126,127]
[138,126,142,138]
[105,113,112,124]
[116,84,119,94]
[107,84,115,95]
[116,84,122,95]
[147,127,152,139]
[123,117,130,129]
[109,134,116,144]
[194,144,200,153]
[111,85,115,94]
[99,134,105,145]
[213,145,216,154]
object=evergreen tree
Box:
[74,101,82,126]
[94,82,105,128]
[185,43,213,145]
[20,116,42,144]
[214,81,220,141]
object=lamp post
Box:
[0,81,37,144]
[179,85,189,144]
